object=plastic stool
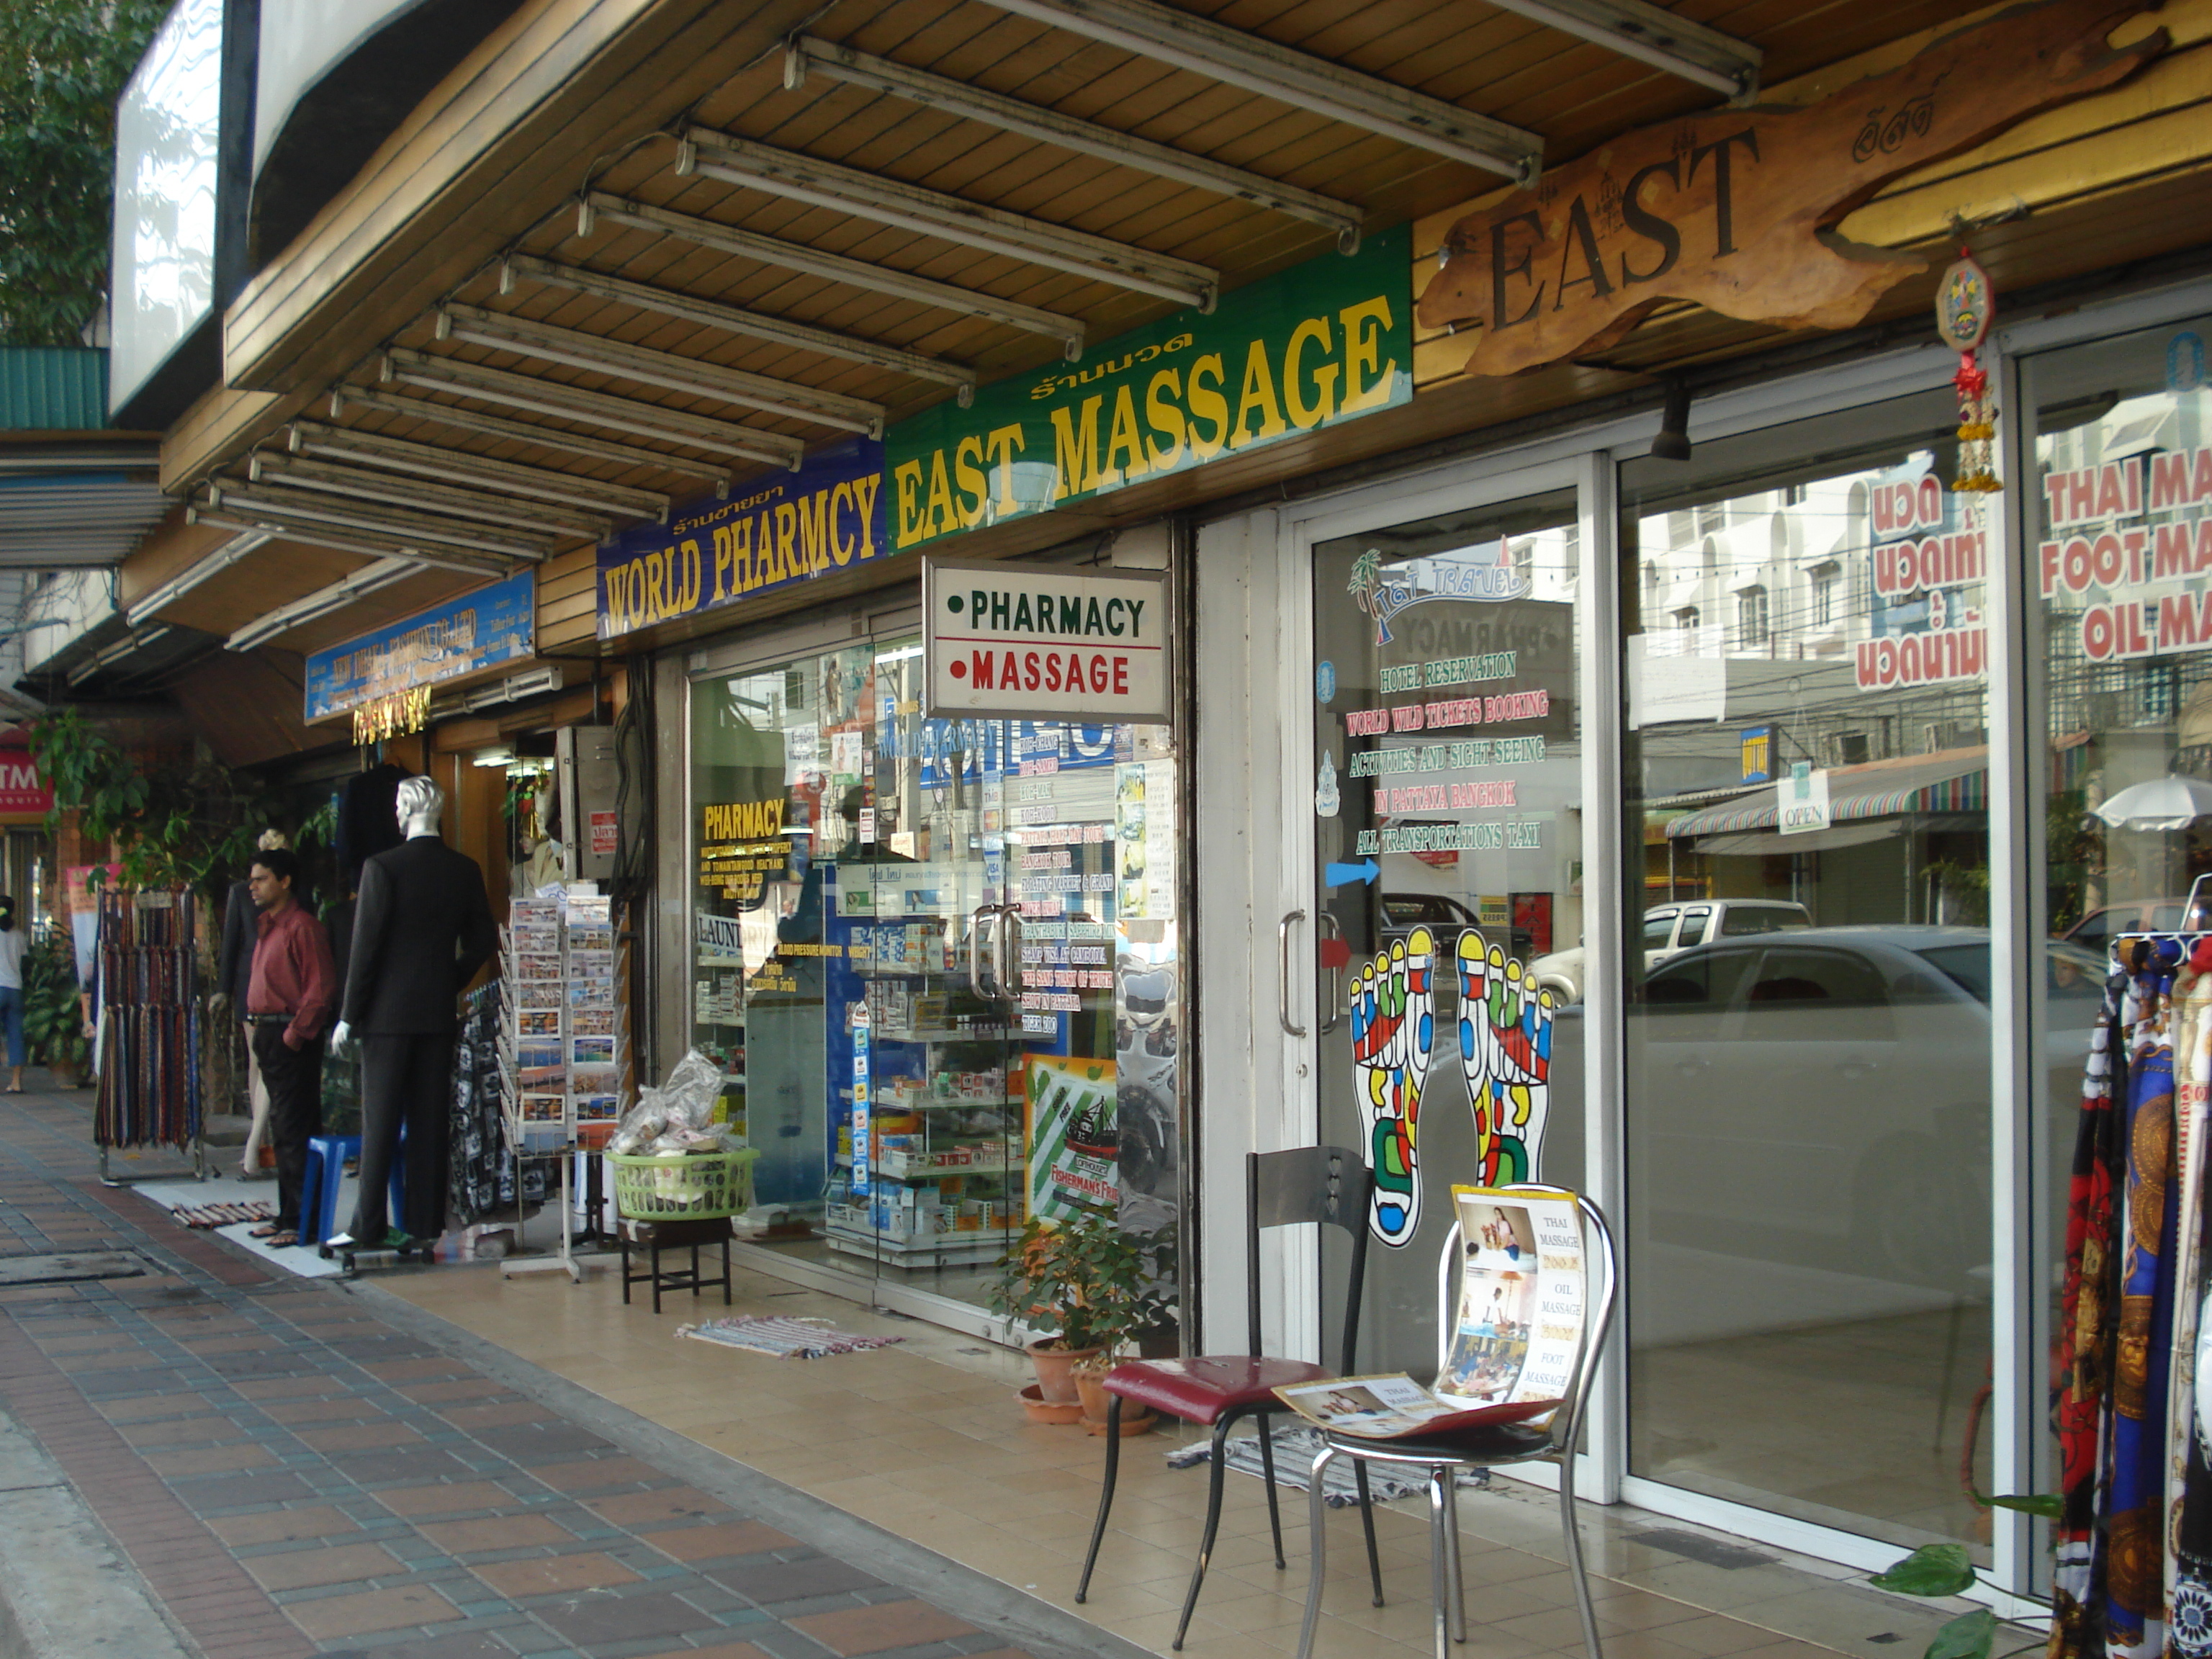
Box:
[301,1133,405,1245]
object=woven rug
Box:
[675,1315,905,1359]
[171,1200,276,1230]
[1168,1424,1491,1508]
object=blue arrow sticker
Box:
[1324,858,1380,889]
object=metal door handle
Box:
[1280,909,1308,1038]
[1318,912,1344,1034]
[968,904,997,999]
[996,904,1021,1004]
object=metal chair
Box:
[1076,1146,1385,1650]
[1295,1189,1619,1659]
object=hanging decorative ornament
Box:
[1936,250,2000,493]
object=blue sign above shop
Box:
[598,438,887,641]
[302,571,536,722]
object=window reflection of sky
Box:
[109,0,222,407]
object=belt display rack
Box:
[93,889,204,1184]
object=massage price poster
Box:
[1437,1187,1584,1408]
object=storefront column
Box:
[1193,505,1323,1362]
[1576,446,1627,1507]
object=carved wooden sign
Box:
[1416,0,2166,378]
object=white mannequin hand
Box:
[329,1020,351,1052]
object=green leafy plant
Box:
[21,929,86,1072]
[28,710,292,897]
[989,1208,1176,1359]
[1869,1494,2059,1659]
[0,0,171,344]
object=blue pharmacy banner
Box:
[597,437,888,641]
[303,571,535,721]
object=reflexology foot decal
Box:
[1457,932,1554,1187]
[1350,927,1433,1246]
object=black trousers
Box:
[249,1025,323,1232]
[351,1032,455,1244]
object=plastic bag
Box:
[608,1048,729,1156]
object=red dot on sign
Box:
[949,660,966,679]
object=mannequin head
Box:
[395,776,444,839]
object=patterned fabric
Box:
[447,986,510,1227]
[2051,966,2128,1659]
[2110,956,2178,1659]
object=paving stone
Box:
[417,1514,575,1555]
[586,1488,734,1527]
[647,1521,801,1564]
[241,1541,404,1591]
[714,1556,889,1606]
[207,1506,364,1545]
[788,1602,980,1657]
[281,1583,463,1640]
[373,1481,523,1518]
[470,1550,645,1598]
[531,1588,722,1647]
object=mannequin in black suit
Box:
[331,778,496,1248]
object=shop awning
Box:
[1663,746,1988,838]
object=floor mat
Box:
[1168,1424,1491,1508]
[675,1314,906,1359]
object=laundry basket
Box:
[606,1147,758,1220]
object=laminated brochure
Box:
[1274,1186,1586,1439]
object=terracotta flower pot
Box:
[1017,1382,1085,1425]
[1074,1366,1157,1436]
[1028,1340,1100,1405]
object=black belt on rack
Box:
[246,1012,294,1025]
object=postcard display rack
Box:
[93,890,204,1182]
[498,892,623,1280]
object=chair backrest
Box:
[1246,1146,1372,1371]
[1433,1187,1617,1462]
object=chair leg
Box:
[1559,1452,1604,1659]
[1075,1394,1124,1603]
[1442,1468,1466,1643]
[1428,1472,1452,1659]
[1296,1444,1336,1659]
[1353,1461,1385,1606]
[1174,1416,1236,1650]
[1256,1413,1286,1569]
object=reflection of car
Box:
[2061,898,2188,955]
[1380,893,1496,947]
[1629,927,2105,1286]
[1527,899,1812,1004]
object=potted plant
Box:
[22,931,87,1087]
[990,1209,1175,1429]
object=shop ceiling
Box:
[137,0,2190,659]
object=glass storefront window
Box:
[688,629,1183,1320]
[2025,313,2212,1602]
[1619,392,2000,1555]
[1313,487,1586,1373]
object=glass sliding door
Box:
[1618,391,2002,1554]
[2022,310,2212,1622]
[1313,485,1588,1375]
[689,626,1184,1321]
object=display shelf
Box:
[874,1026,1010,1044]
[875,1148,1018,1180]
[823,1225,1012,1267]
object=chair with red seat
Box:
[1076,1146,1383,1650]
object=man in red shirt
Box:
[245,848,335,1247]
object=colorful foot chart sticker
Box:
[1456,932,1554,1186]
[1350,927,1433,1246]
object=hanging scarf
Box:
[2052,964,2133,1659]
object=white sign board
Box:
[1778,763,1833,836]
[924,557,1171,722]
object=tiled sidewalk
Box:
[0,1081,1128,1659]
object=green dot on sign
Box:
[947,595,963,613]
